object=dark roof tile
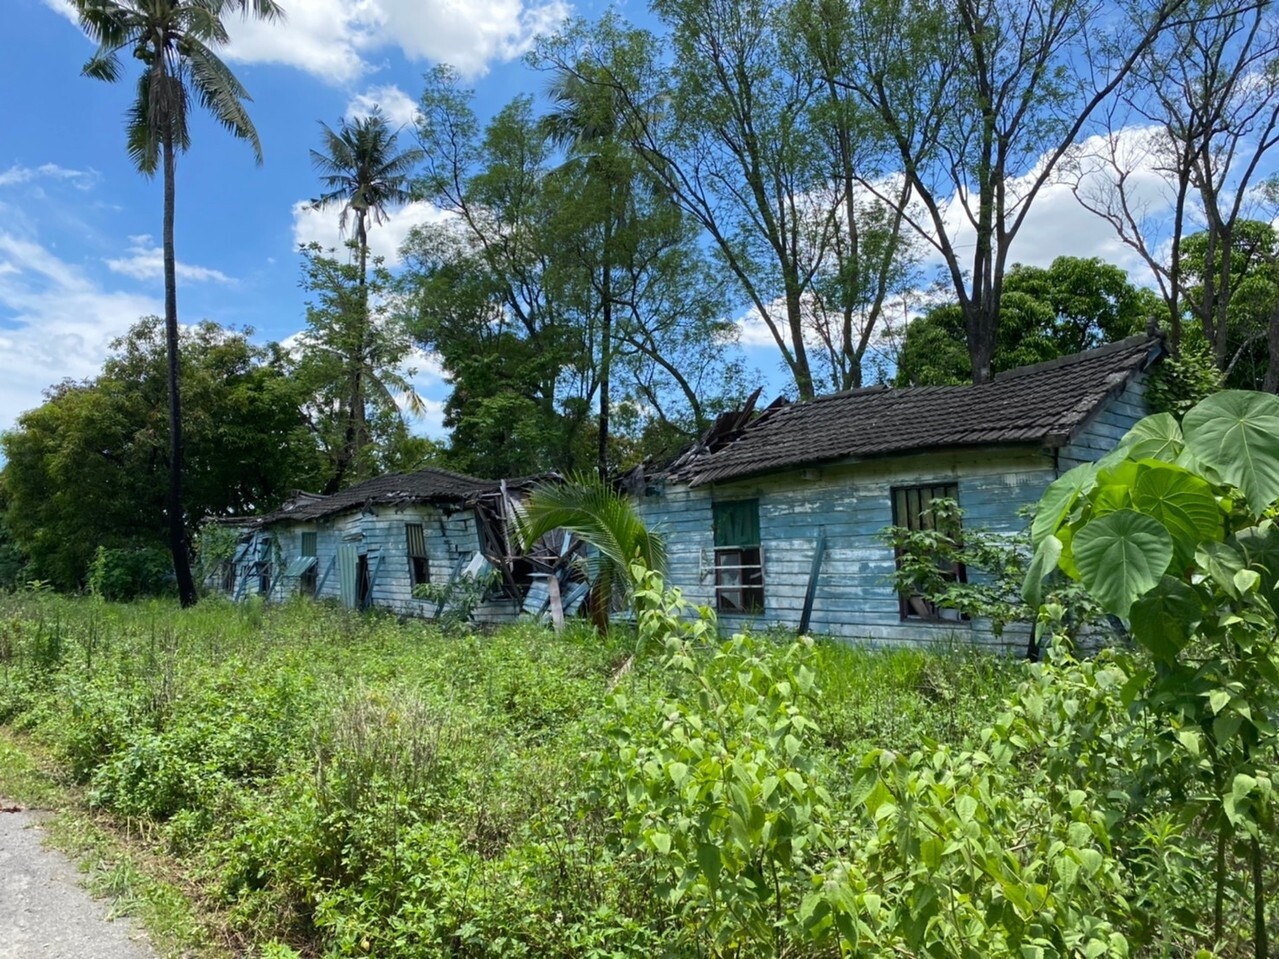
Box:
[256,467,502,525]
[673,335,1162,487]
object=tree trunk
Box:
[1264,297,1279,393]
[332,211,370,490]
[598,215,613,482]
[1252,833,1269,959]
[966,300,997,385]
[354,210,369,471]
[162,132,197,607]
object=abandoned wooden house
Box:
[633,334,1164,646]
[212,335,1163,644]
[211,468,554,621]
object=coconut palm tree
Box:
[309,109,424,487]
[517,473,665,633]
[74,0,283,607]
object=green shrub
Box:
[87,546,175,602]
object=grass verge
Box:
[0,726,230,959]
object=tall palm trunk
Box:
[162,129,197,607]
[354,209,369,472]
[331,210,370,490]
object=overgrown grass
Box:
[0,592,1030,957]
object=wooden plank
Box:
[797,531,826,635]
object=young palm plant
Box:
[74,0,283,606]
[517,473,665,633]
[310,109,425,488]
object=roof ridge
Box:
[992,333,1161,382]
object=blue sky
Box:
[1,0,640,437]
[0,0,1239,442]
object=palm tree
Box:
[517,473,665,633]
[310,110,424,488]
[74,0,283,607]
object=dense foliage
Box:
[0,594,1010,958]
[1026,390,1279,953]
[2,570,1276,955]
[0,319,322,590]
[894,256,1161,386]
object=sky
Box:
[0,0,1208,442]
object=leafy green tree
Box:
[408,67,737,476]
[828,0,1184,383]
[0,489,27,590]
[0,318,321,591]
[73,0,283,606]
[1180,221,1279,391]
[292,244,428,488]
[517,474,665,632]
[895,256,1159,385]
[310,109,424,487]
[551,7,915,399]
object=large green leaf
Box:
[1032,463,1097,546]
[1072,509,1174,617]
[1021,534,1062,609]
[1197,541,1248,597]
[1131,463,1223,564]
[1235,525,1279,610]
[1128,575,1202,663]
[1120,413,1183,462]
[1183,391,1279,515]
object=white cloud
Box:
[346,85,422,128]
[40,0,77,25]
[291,199,450,265]
[223,0,382,84]
[45,0,568,83]
[104,235,233,284]
[911,124,1186,286]
[0,232,160,431]
[375,0,570,76]
[222,0,568,83]
[0,162,98,191]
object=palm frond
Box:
[518,475,666,597]
[82,52,123,82]
[186,39,263,162]
[126,69,159,174]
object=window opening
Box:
[713,499,764,614]
[892,484,965,621]
[406,523,430,588]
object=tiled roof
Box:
[672,335,1163,487]
[255,467,504,525]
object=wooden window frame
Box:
[405,523,430,589]
[713,499,765,615]
[300,531,318,597]
[891,483,966,622]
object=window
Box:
[300,532,318,597]
[713,499,764,614]
[406,523,430,588]
[256,539,273,596]
[892,484,965,621]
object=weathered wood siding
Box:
[1058,375,1148,469]
[641,448,1056,648]
[224,505,518,622]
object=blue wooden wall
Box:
[218,504,519,622]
